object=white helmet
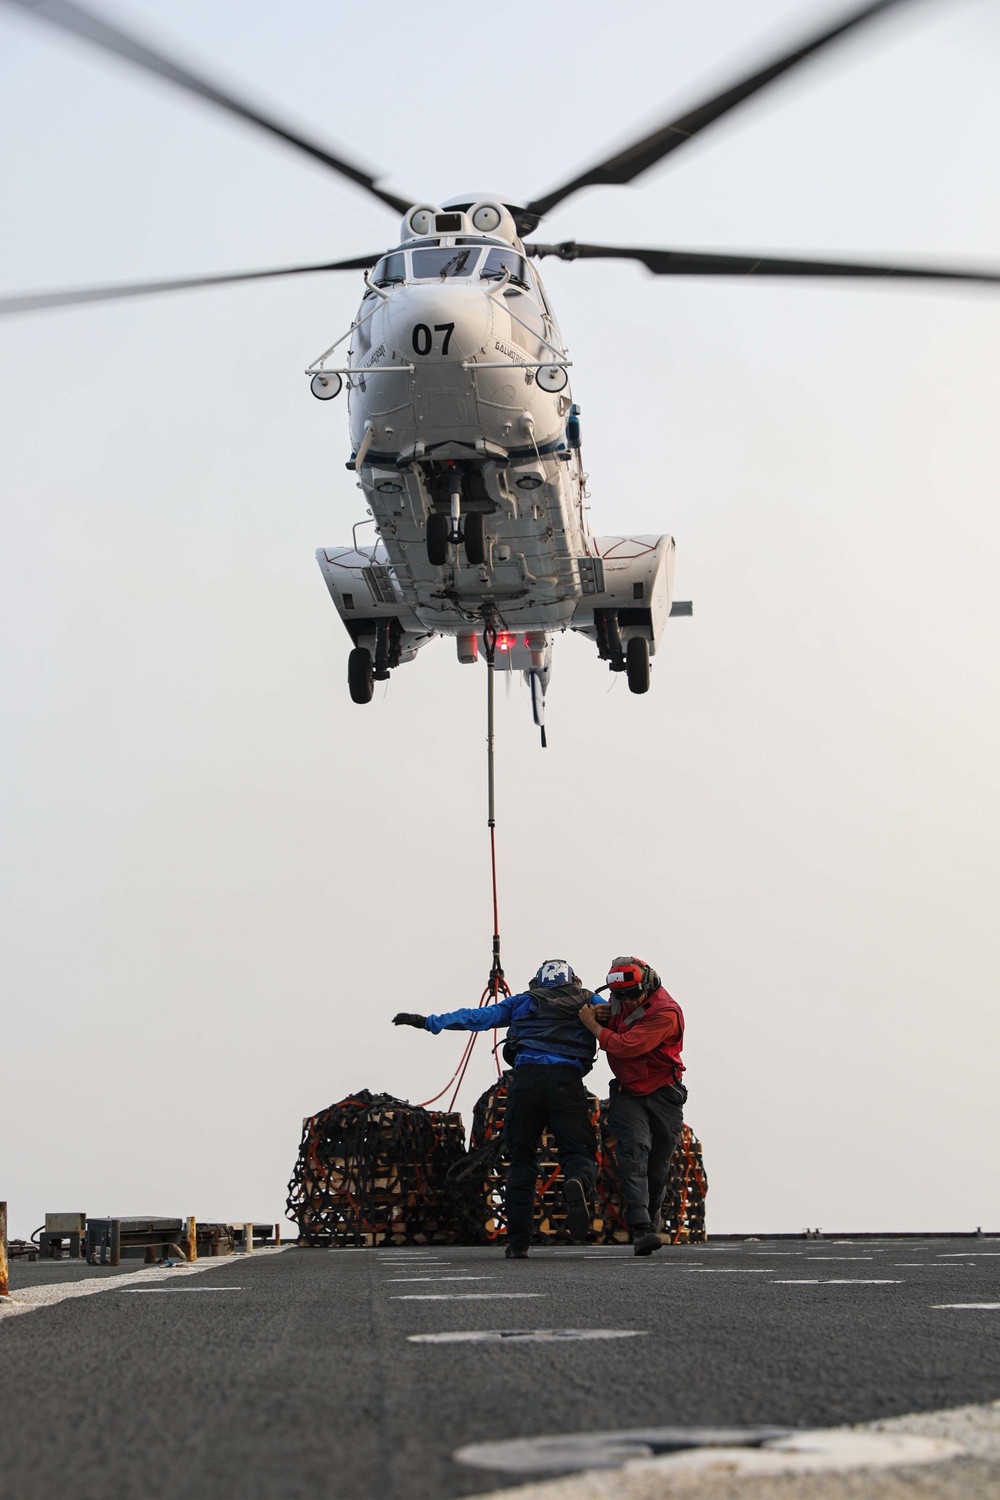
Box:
[532,959,577,988]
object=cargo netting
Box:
[287,1080,707,1246]
[286,1090,466,1246]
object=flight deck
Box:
[3,1236,999,1500]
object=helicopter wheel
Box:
[348,646,375,704]
[626,636,650,695]
[426,512,450,567]
[464,511,486,566]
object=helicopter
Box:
[4,0,999,745]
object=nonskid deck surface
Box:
[3,1237,999,1500]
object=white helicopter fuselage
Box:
[314,200,681,722]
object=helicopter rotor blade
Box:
[524,0,918,225]
[2,0,413,214]
[0,253,383,316]
[527,241,1000,287]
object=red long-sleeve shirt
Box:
[598,986,685,1097]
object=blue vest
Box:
[505,984,598,1072]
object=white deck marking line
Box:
[686,1268,775,1273]
[385,1276,495,1283]
[805,1256,874,1261]
[392,1292,546,1300]
[0,1247,288,1322]
[122,1286,243,1293]
[771,1279,901,1285]
[408,1328,647,1344]
[933,1303,1000,1309]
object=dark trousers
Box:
[503,1064,598,1249]
[608,1083,684,1229]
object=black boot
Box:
[505,1243,530,1260]
[632,1223,662,1257]
[563,1178,591,1243]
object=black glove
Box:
[393,1012,427,1028]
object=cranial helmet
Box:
[532,959,577,989]
[606,956,659,1000]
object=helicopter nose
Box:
[386,283,494,365]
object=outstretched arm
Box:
[392,995,521,1033]
[424,997,518,1033]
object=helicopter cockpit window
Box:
[480,249,530,289]
[371,252,406,287]
[410,247,480,280]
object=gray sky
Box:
[2,0,998,1241]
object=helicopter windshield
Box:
[410,247,479,280]
[371,252,406,287]
[480,248,530,289]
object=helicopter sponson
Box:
[313,199,689,729]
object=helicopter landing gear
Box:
[464,511,486,566]
[626,635,650,694]
[427,508,487,566]
[595,609,651,694]
[372,617,402,682]
[595,608,626,671]
[348,646,374,704]
[426,512,449,566]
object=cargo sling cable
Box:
[421,608,511,1112]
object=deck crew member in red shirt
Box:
[579,956,686,1257]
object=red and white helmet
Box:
[606,956,658,999]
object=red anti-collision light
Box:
[497,632,516,652]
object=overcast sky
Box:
[2,0,998,1241]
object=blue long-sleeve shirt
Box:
[425,991,589,1071]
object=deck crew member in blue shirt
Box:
[393,960,600,1258]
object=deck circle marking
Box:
[454,1426,961,1476]
[456,1426,794,1472]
